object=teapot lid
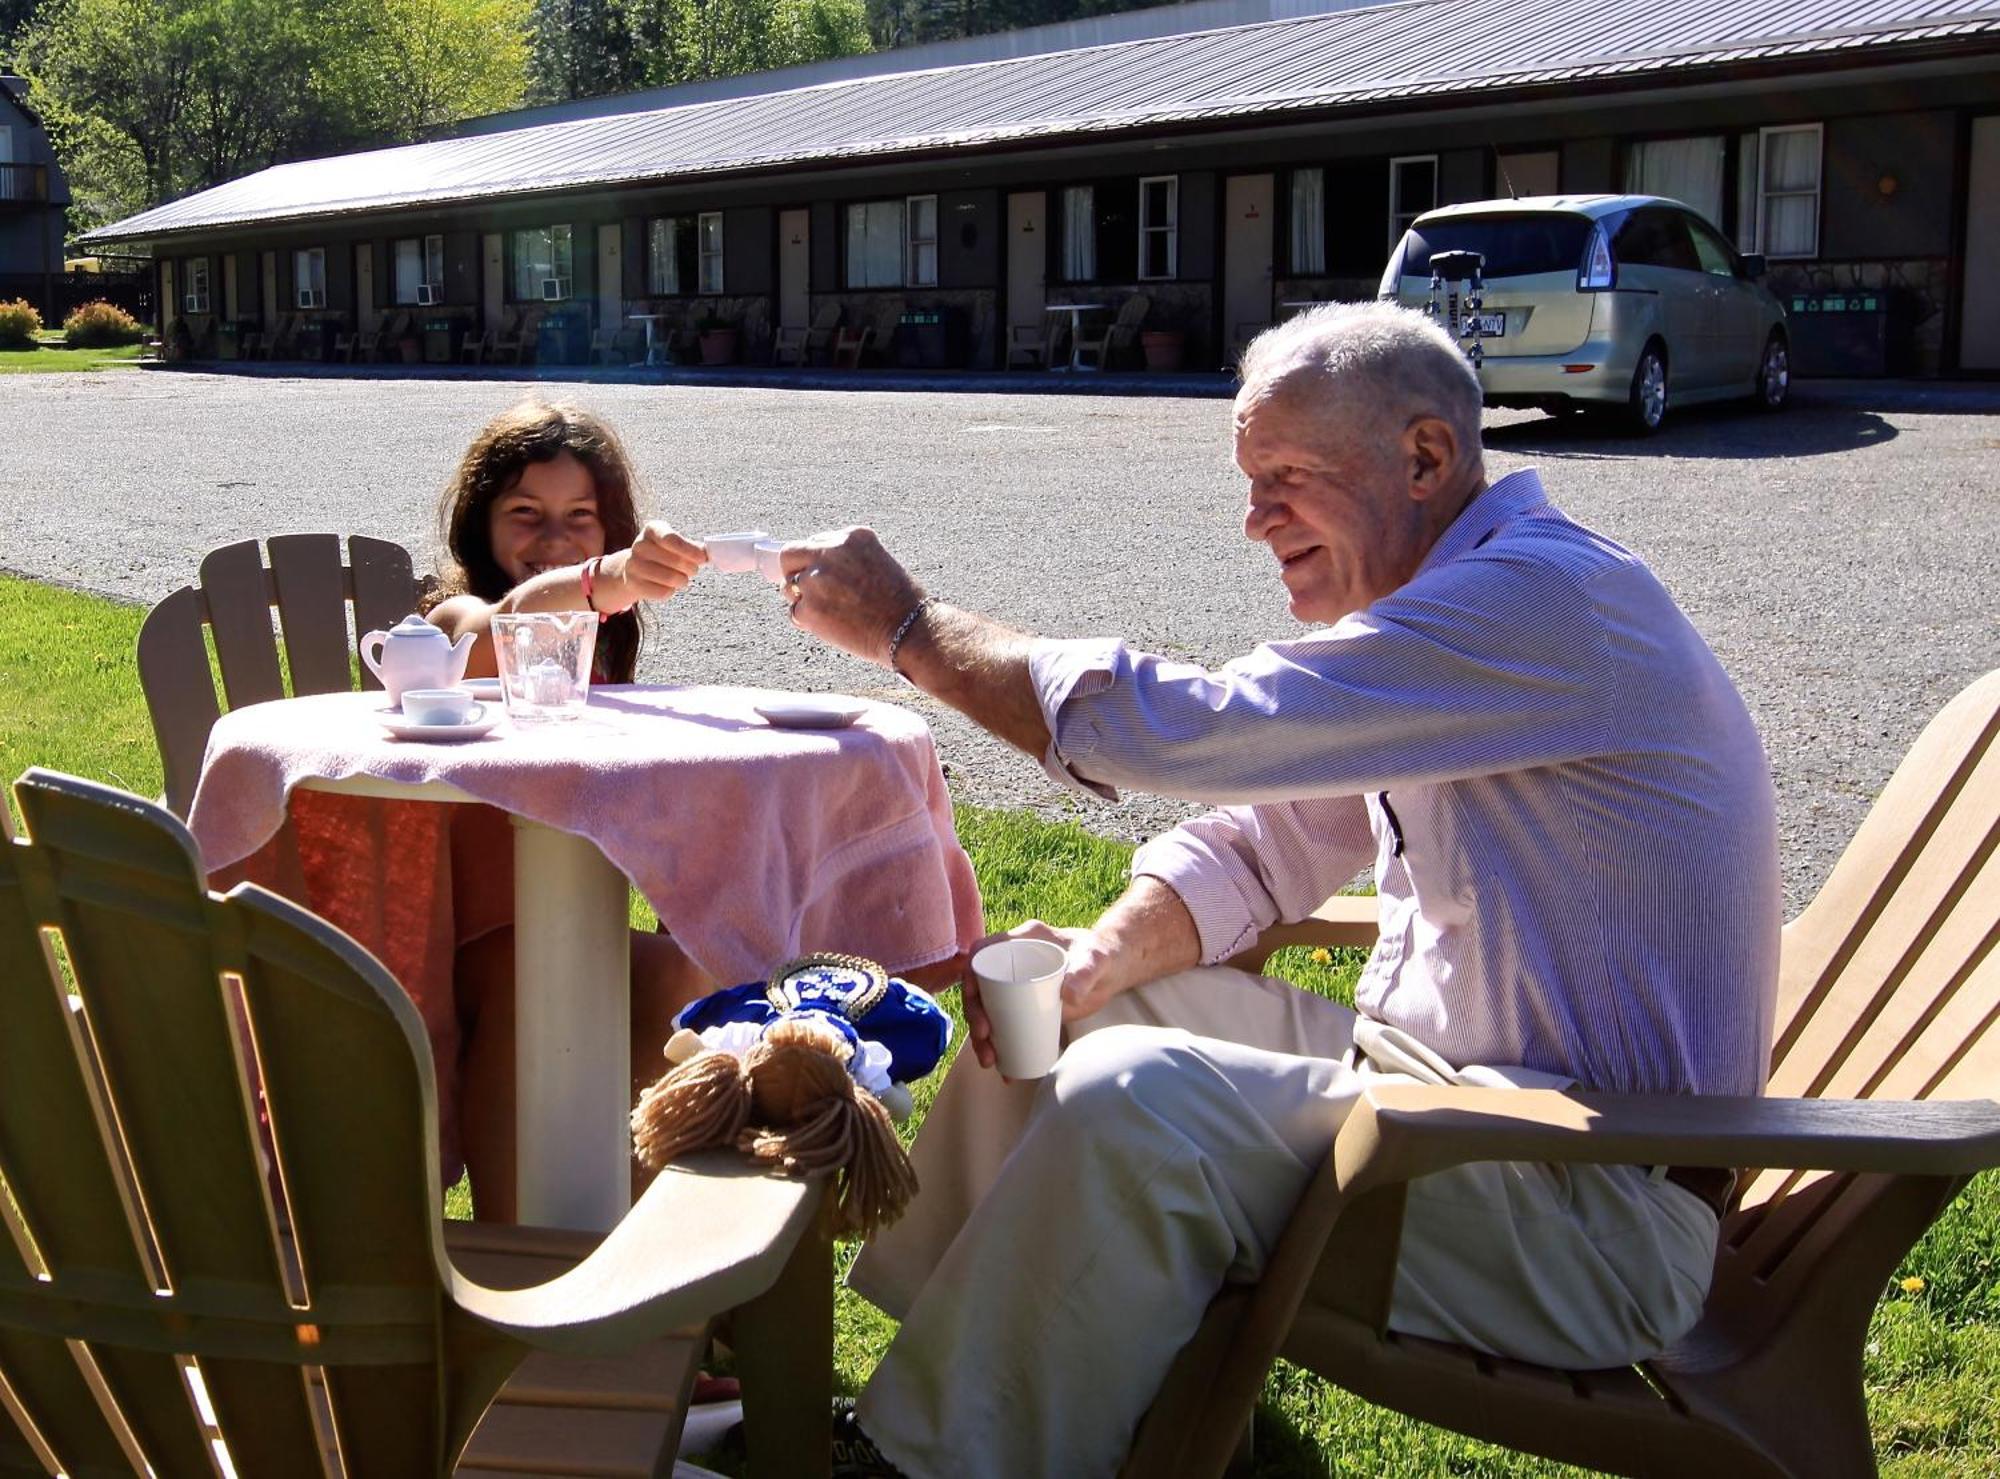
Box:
[386,614,448,641]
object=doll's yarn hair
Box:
[631,1016,918,1239]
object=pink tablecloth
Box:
[188,685,984,1175]
[190,685,983,984]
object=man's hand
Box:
[779,527,925,665]
[960,919,1132,1072]
[605,521,707,608]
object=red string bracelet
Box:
[579,556,600,612]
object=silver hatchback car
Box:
[1381,195,1791,433]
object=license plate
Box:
[1463,313,1505,337]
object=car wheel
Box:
[1623,344,1668,435]
[1755,332,1790,412]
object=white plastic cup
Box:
[754,538,789,584]
[704,530,771,574]
[971,937,1068,1079]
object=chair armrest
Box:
[448,1151,824,1355]
[1335,1084,2000,1197]
[1224,894,1377,973]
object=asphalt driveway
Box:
[3,366,1995,910]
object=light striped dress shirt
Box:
[1028,468,1780,1097]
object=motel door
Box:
[1223,173,1274,348]
[354,242,374,322]
[260,250,277,325]
[1962,117,2000,371]
[597,224,622,336]
[1006,191,1046,335]
[482,233,505,330]
[778,208,810,330]
[222,253,239,321]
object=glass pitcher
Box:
[492,611,599,724]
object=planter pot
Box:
[698,328,738,366]
[1140,330,1186,372]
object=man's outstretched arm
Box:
[780,528,1052,758]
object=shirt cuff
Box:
[1131,824,1272,966]
[1028,636,1126,801]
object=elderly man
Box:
[779,302,1780,1479]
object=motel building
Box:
[83,0,2000,378]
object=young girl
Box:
[423,398,712,1220]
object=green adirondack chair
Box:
[0,769,834,1478]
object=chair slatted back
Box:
[137,535,420,818]
[1717,672,2000,1315]
[0,771,456,1479]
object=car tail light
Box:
[1378,237,1408,300]
[1577,225,1614,291]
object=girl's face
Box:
[487,451,607,586]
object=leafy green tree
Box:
[339,0,531,139]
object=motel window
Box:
[844,197,939,288]
[394,235,444,305]
[647,217,692,294]
[184,256,211,315]
[1623,135,1726,234]
[1290,168,1326,275]
[1056,181,1143,284]
[1060,185,1095,282]
[697,212,724,295]
[1139,176,1178,280]
[906,195,938,287]
[1737,123,1822,259]
[513,224,573,302]
[1388,156,1438,253]
[845,200,903,288]
[294,247,326,309]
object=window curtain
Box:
[1761,129,1821,257]
[906,196,938,286]
[1735,133,1761,251]
[394,240,423,303]
[1062,186,1095,282]
[846,201,902,288]
[1290,168,1326,274]
[697,215,723,293]
[1622,136,1725,230]
[513,229,546,299]
[648,219,679,294]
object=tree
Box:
[339,0,531,140]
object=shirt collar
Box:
[1413,467,1550,579]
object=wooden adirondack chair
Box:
[0,767,833,1478]
[1005,323,1050,369]
[1124,669,2000,1479]
[775,303,841,366]
[136,534,420,819]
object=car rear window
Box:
[1402,215,1593,279]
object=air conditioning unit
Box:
[416,283,438,306]
[183,293,209,313]
[540,277,569,302]
[297,288,325,309]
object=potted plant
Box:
[697,314,738,366]
[1140,329,1186,372]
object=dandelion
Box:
[1900,1276,1925,1294]
[1309,948,1333,965]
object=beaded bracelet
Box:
[886,596,938,675]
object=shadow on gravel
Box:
[1485,400,1899,461]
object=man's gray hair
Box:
[1238,302,1484,466]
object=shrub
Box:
[63,300,144,349]
[0,298,42,349]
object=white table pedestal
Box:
[512,814,632,1232]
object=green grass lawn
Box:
[0,342,145,374]
[1,572,1994,1476]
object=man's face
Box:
[1234,389,1429,625]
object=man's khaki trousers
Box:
[851,967,1720,1479]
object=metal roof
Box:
[87,0,2000,245]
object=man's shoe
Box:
[832,1397,907,1479]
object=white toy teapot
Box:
[360,615,476,707]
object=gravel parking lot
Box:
[3,367,1995,911]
